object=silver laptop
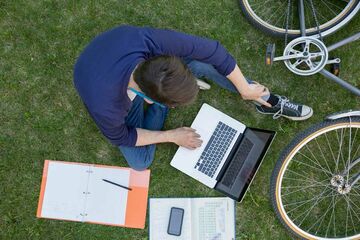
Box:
[171,103,275,201]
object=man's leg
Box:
[186,60,275,102]
[186,60,313,120]
[119,96,148,170]
[122,95,145,128]
[119,97,169,171]
[186,60,250,93]
[144,104,169,131]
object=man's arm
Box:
[226,64,271,107]
[145,27,271,106]
[135,127,203,149]
[145,27,236,76]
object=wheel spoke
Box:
[282,176,329,186]
[281,179,330,197]
[304,40,311,52]
[299,146,333,176]
[307,194,335,233]
[324,194,337,237]
[346,123,352,183]
[284,169,330,187]
[284,189,332,207]
[291,59,303,68]
[344,195,360,211]
[310,51,325,58]
[242,0,353,37]
[336,128,347,171]
[350,128,358,157]
[346,194,350,237]
[353,143,360,162]
[324,132,338,172]
[292,157,332,175]
[320,0,343,15]
[275,121,360,238]
[349,203,356,237]
[343,196,360,222]
[295,188,332,226]
[314,137,333,173]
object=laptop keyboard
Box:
[194,121,237,178]
[222,137,254,188]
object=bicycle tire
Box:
[271,117,360,239]
[239,0,360,38]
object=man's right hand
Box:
[167,127,203,150]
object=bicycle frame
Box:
[346,157,360,186]
[267,12,360,229]
[352,172,360,187]
[319,33,360,96]
[285,1,360,96]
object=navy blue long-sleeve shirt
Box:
[74,25,236,146]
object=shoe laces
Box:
[273,96,299,119]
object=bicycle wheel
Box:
[271,117,360,239]
[239,0,360,38]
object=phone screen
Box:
[167,207,184,236]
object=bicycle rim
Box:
[240,0,360,38]
[274,119,360,239]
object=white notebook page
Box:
[41,162,90,221]
[192,198,235,240]
[149,198,192,240]
[84,166,130,225]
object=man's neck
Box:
[128,77,141,91]
[128,65,141,92]
[128,69,154,105]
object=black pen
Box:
[102,179,132,191]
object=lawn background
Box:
[0,1,359,239]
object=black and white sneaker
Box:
[255,95,313,121]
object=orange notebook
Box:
[37,160,150,229]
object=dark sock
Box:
[266,94,279,106]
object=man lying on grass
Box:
[74,25,312,170]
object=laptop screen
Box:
[237,128,276,201]
[215,128,276,202]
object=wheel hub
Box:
[337,184,351,195]
[283,37,328,76]
[330,175,352,194]
[330,175,344,187]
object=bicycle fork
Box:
[331,157,360,194]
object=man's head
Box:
[133,56,198,107]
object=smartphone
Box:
[167,207,184,236]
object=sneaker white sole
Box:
[256,107,313,121]
[196,79,211,90]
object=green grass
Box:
[1,1,359,239]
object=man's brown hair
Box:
[133,56,198,107]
